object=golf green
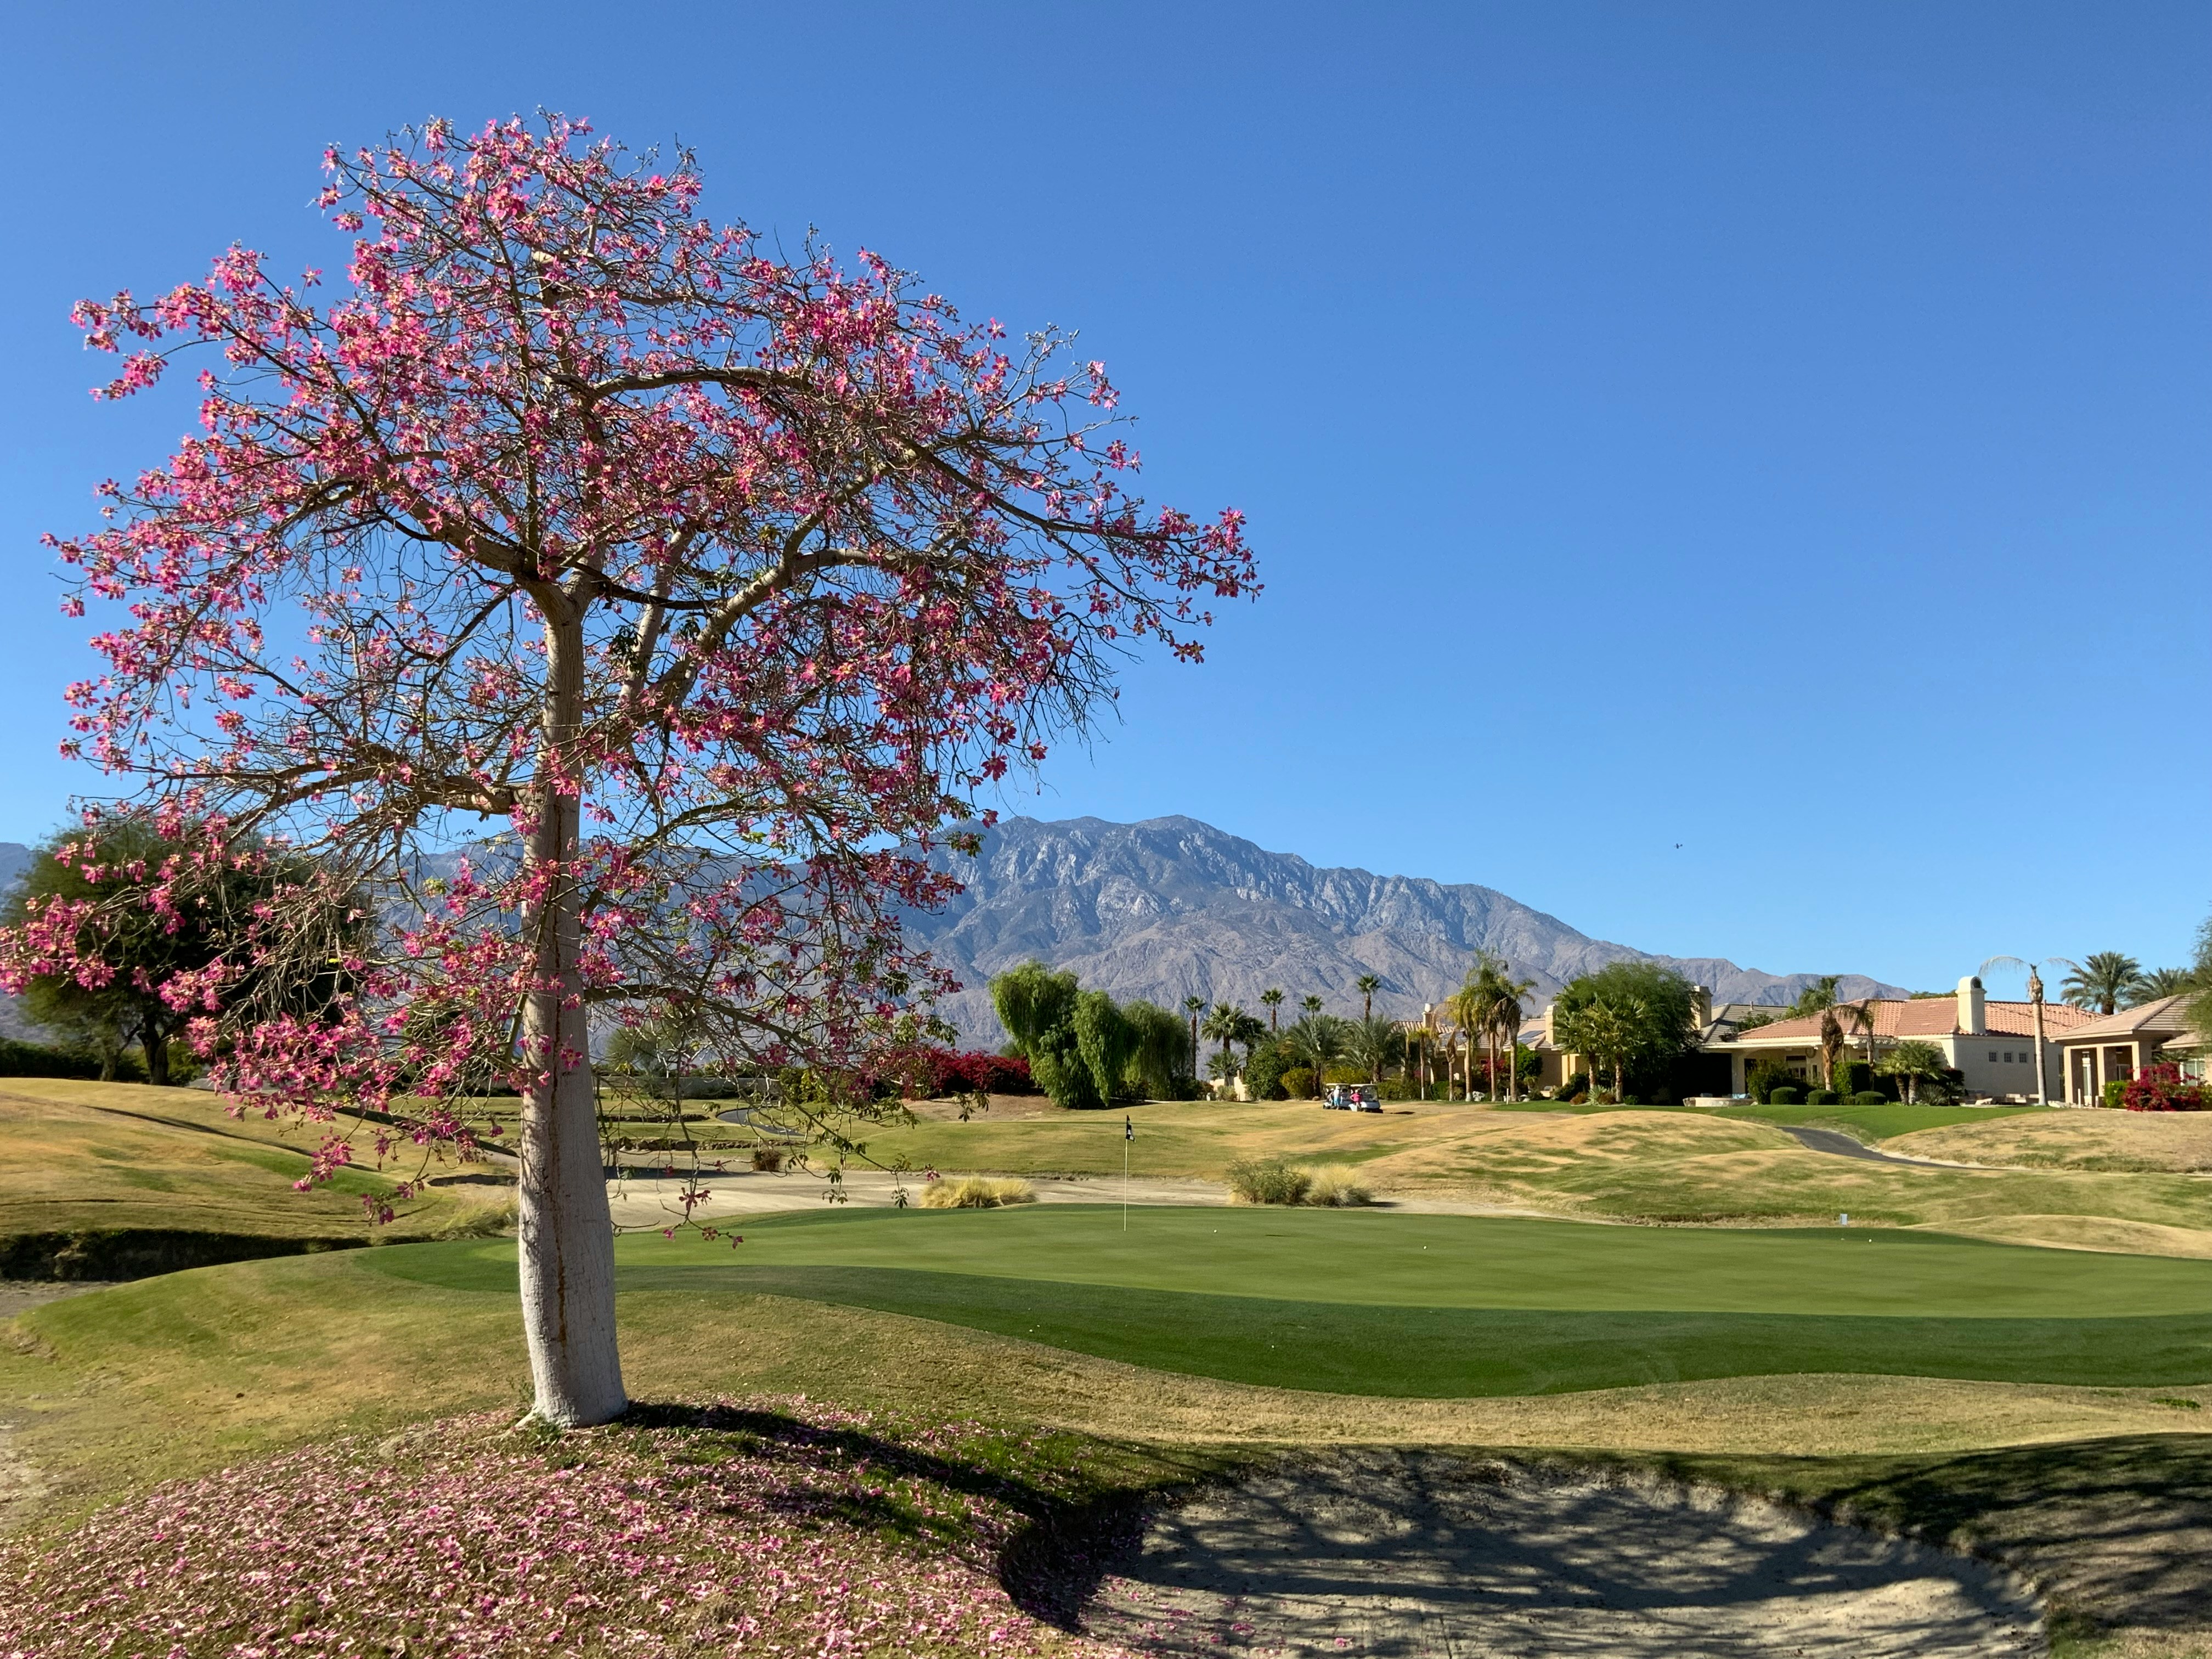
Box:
[365,1206,2212,1397]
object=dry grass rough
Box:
[921,1177,1037,1209]
[1890,1113,2212,1173]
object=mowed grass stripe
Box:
[371,1205,2212,1317]
[361,1207,2212,1396]
[674,1264,2212,1395]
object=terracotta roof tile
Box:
[2046,994,2200,1045]
[1724,1000,2099,1045]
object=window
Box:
[1989,1051,1999,1063]
[2002,1052,2013,1064]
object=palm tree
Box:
[1261,988,1284,1031]
[2060,953,2141,1017]
[1786,975,1848,1089]
[1982,954,2059,1104]
[2126,966,2197,1006]
[1300,994,1323,1019]
[1346,1014,1401,1084]
[1483,966,1536,1101]
[1356,974,1379,1022]
[1876,1039,1947,1104]
[1201,1003,1246,1081]
[1183,997,1206,1077]
[1281,1013,1351,1094]
[1788,975,1842,1019]
[1554,1000,1638,1104]
[1838,1000,1880,1090]
[1447,975,1487,1100]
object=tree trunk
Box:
[517,610,627,1428]
[141,1008,170,1087]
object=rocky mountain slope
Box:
[905,816,1906,1043]
[0,821,1908,1051]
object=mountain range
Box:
[904,815,1907,1045]
[0,821,1908,1049]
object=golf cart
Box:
[1324,1083,1383,1112]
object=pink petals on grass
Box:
[0,1398,1135,1659]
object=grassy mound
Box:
[833,1098,2212,1254]
[0,1080,511,1270]
[1890,1111,2212,1172]
[0,1397,1153,1658]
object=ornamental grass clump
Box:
[920,1176,1037,1208]
[1225,1156,1311,1206]
[0,1397,1133,1659]
[1302,1164,1373,1207]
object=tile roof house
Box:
[1704,975,2099,1102]
[2047,994,2205,1103]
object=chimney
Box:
[1689,985,1712,1031]
[1956,974,1985,1036]
[1542,1002,1557,1047]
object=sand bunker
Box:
[1082,1451,2042,1657]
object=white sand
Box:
[1083,1451,2044,1657]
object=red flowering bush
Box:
[2119,1062,2209,1112]
[926,1051,1037,1097]
[0,1397,1136,1658]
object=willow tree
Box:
[5,116,1251,1426]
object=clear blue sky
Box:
[3,1,2205,995]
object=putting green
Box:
[365,1207,2212,1397]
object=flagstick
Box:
[1123,1113,1131,1232]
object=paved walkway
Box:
[1779,1126,1980,1169]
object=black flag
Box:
[1125,1114,1134,1142]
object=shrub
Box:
[1745,1058,1798,1104]
[920,1051,1036,1097]
[1242,1039,1292,1102]
[1224,1157,1311,1206]
[1805,1088,1839,1105]
[918,1176,1036,1208]
[1557,1071,1590,1100]
[2120,1063,2208,1113]
[1278,1066,1316,1100]
[0,1039,137,1081]
[1834,1060,1875,1098]
[1768,1086,1802,1105]
[749,1147,784,1172]
[1850,1091,1888,1105]
[1320,1063,1366,1086]
[2102,1079,2128,1110]
[1303,1165,1373,1207]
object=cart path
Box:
[1082,1452,2044,1658]
[603,1169,1595,1228]
[1779,1125,1984,1168]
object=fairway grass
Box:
[7,1241,2209,1530]
[353,1207,2212,1398]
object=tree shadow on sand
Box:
[1080,1449,2044,1658]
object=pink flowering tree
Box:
[6,116,1252,1425]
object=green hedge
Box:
[0,1040,120,1081]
